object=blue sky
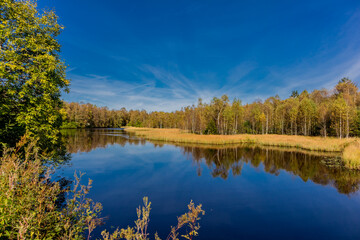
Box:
[39,0,360,111]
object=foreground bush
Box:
[0,140,204,239]
[0,140,102,239]
[101,197,204,240]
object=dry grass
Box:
[343,140,360,169]
[147,139,341,158]
[125,127,356,152]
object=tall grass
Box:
[343,140,360,170]
[125,127,355,152]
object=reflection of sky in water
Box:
[59,130,360,240]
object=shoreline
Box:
[124,127,354,152]
[124,127,360,169]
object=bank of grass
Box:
[125,127,360,169]
[343,140,360,170]
[125,127,354,152]
[148,139,341,158]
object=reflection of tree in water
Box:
[63,129,360,195]
[181,146,360,194]
[62,129,149,153]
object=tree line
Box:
[62,78,360,139]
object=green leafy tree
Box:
[290,90,299,98]
[0,0,69,148]
[335,78,358,138]
[231,98,243,134]
[331,96,348,139]
[353,109,360,137]
[286,98,299,135]
[274,101,286,135]
[318,101,330,137]
[299,97,317,136]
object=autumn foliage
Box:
[62,79,360,139]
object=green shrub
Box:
[0,139,204,239]
[0,139,102,239]
[61,121,80,129]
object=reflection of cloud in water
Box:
[62,129,360,195]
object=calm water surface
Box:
[60,129,360,240]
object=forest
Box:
[62,78,360,138]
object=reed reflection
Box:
[180,146,360,194]
[62,129,360,195]
[62,129,148,153]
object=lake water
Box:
[61,129,360,240]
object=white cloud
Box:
[63,69,200,112]
[62,11,360,110]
